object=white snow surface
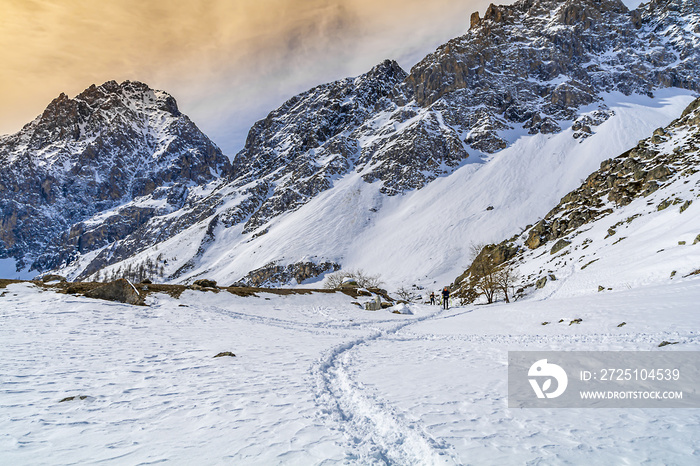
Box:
[1,276,699,464]
[0,258,35,280]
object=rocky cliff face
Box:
[230,59,409,231]
[0,80,230,272]
[61,61,410,280]
[400,0,700,153]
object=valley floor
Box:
[1,279,699,464]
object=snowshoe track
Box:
[313,310,460,465]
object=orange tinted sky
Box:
[0,0,641,154]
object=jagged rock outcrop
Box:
[0,80,230,272]
[356,110,469,195]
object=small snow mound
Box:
[390,303,413,315]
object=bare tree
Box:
[395,286,419,302]
[459,242,521,304]
[324,269,384,289]
[354,269,384,288]
[469,242,487,262]
[324,271,349,289]
[469,243,499,304]
[495,264,521,304]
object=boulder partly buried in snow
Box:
[193,279,218,288]
[84,278,144,305]
[340,278,359,289]
[41,274,67,283]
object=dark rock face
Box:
[84,278,144,305]
[240,261,341,287]
[0,80,230,273]
[402,0,700,152]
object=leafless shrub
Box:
[494,265,521,303]
[324,269,384,289]
[466,243,521,304]
[395,286,419,302]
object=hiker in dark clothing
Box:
[442,287,450,310]
[430,292,436,305]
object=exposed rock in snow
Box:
[240,261,341,287]
[84,278,144,305]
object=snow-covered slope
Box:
[82,89,696,289]
[454,93,700,302]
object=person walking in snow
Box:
[442,287,450,310]
[430,292,436,305]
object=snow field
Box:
[349,279,700,464]
[2,276,699,464]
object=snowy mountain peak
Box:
[391,0,700,157]
[0,80,230,273]
[25,81,182,158]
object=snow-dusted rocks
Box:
[401,0,700,152]
[231,59,408,231]
[240,261,341,287]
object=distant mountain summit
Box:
[0,80,230,272]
